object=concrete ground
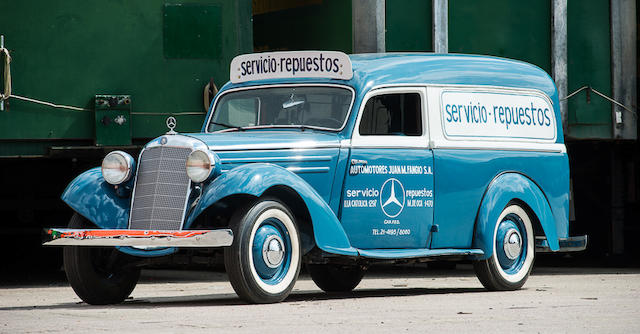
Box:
[0,265,639,333]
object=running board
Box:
[357,248,484,260]
[535,235,587,253]
[43,228,233,248]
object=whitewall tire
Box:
[224,198,301,303]
[473,203,535,290]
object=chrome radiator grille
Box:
[129,146,192,230]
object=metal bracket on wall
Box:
[0,35,9,112]
[561,86,637,126]
[95,95,132,146]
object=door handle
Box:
[350,159,368,166]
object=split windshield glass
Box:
[208,86,353,132]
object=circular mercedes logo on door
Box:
[380,178,405,218]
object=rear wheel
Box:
[63,213,140,305]
[224,198,301,303]
[473,203,535,290]
[307,264,365,292]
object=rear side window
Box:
[358,93,422,136]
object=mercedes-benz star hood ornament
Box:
[166,116,177,135]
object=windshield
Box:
[208,86,353,132]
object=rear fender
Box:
[61,168,129,229]
[186,163,358,256]
[474,173,560,259]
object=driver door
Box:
[340,87,434,249]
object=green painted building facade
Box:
[0,0,252,156]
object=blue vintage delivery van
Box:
[45,51,587,304]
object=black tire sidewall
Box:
[63,213,140,305]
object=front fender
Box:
[61,168,129,229]
[473,173,560,259]
[186,163,358,256]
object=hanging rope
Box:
[0,45,204,115]
[561,85,636,116]
[10,95,92,111]
[0,46,92,111]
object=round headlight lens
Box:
[102,151,133,185]
[186,150,214,183]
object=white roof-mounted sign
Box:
[230,51,353,84]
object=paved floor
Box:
[1,265,639,333]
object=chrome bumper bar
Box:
[43,228,234,248]
[535,235,588,253]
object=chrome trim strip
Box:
[350,145,431,150]
[220,166,330,174]
[221,155,333,163]
[204,83,356,133]
[433,143,567,153]
[43,228,233,248]
[208,142,342,151]
[286,166,330,173]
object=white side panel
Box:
[426,85,565,153]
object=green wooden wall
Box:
[566,1,612,139]
[253,0,352,53]
[0,0,252,156]
[449,0,551,73]
[386,0,432,52]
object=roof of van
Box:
[221,53,558,101]
[348,53,557,99]
[213,53,562,141]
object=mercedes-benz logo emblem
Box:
[380,178,405,218]
[166,116,177,134]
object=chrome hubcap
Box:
[262,235,285,268]
[503,228,522,260]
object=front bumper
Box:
[43,228,233,248]
[535,235,588,253]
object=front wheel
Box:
[224,198,301,303]
[473,203,535,290]
[63,213,141,305]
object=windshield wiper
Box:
[210,122,246,132]
[262,124,321,132]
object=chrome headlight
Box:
[186,150,216,183]
[101,151,134,185]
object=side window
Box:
[359,93,422,136]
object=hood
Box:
[184,130,342,151]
